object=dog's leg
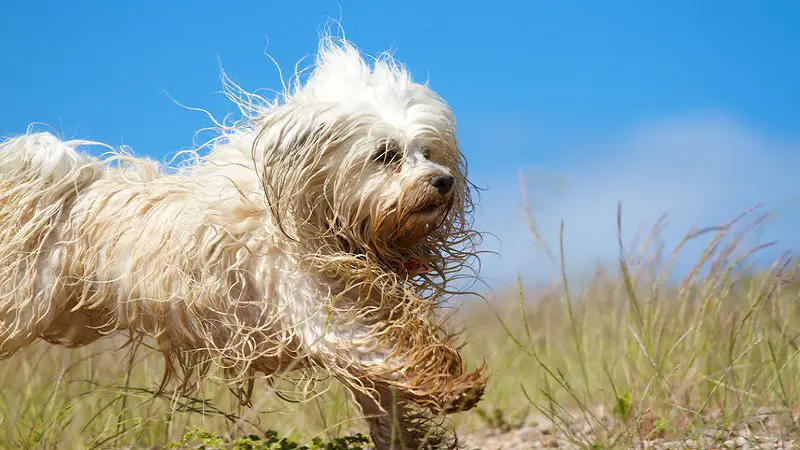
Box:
[297,308,482,449]
[350,387,453,450]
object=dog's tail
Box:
[0,132,101,356]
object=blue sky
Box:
[2,1,798,288]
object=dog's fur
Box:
[0,35,485,448]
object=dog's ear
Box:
[258,117,346,242]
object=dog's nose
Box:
[430,174,454,195]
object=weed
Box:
[167,427,370,450]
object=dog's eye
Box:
[373,141,402,166]
[421,148,431,159]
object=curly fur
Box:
[0,34,485,449]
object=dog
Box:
[0,35,485,449]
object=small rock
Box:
[532,419,554,435]
[735,436,748,448]
[701,428,725,440]
[724,440,736,449]
[514,426,537,441]
[542,436,559,448]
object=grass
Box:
[0,205,798,449]
[456,205,800,447]
[0,339,367,448]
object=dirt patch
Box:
[459,409,800,450]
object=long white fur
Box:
[0,35,484,449]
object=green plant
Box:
[613,392,631,421]
[167,427,370,450]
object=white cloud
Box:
[473,114,800,288]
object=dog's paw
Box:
[440,382,484,414]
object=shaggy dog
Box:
[0,35,485,449]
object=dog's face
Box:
[322,88,465,258]
[365,133,459,247]
[256,40,472,273]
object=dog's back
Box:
[0,132,292,374]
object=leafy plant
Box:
[168,427,370,450]
[613,392,632,421]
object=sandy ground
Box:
[463,428,798,450]
[460,409,800,450]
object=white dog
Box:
[0,35,485,449]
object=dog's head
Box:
[250,37,475,279]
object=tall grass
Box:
[458,205,800,447]
[0,338,363,448]
[0,205,797,449]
